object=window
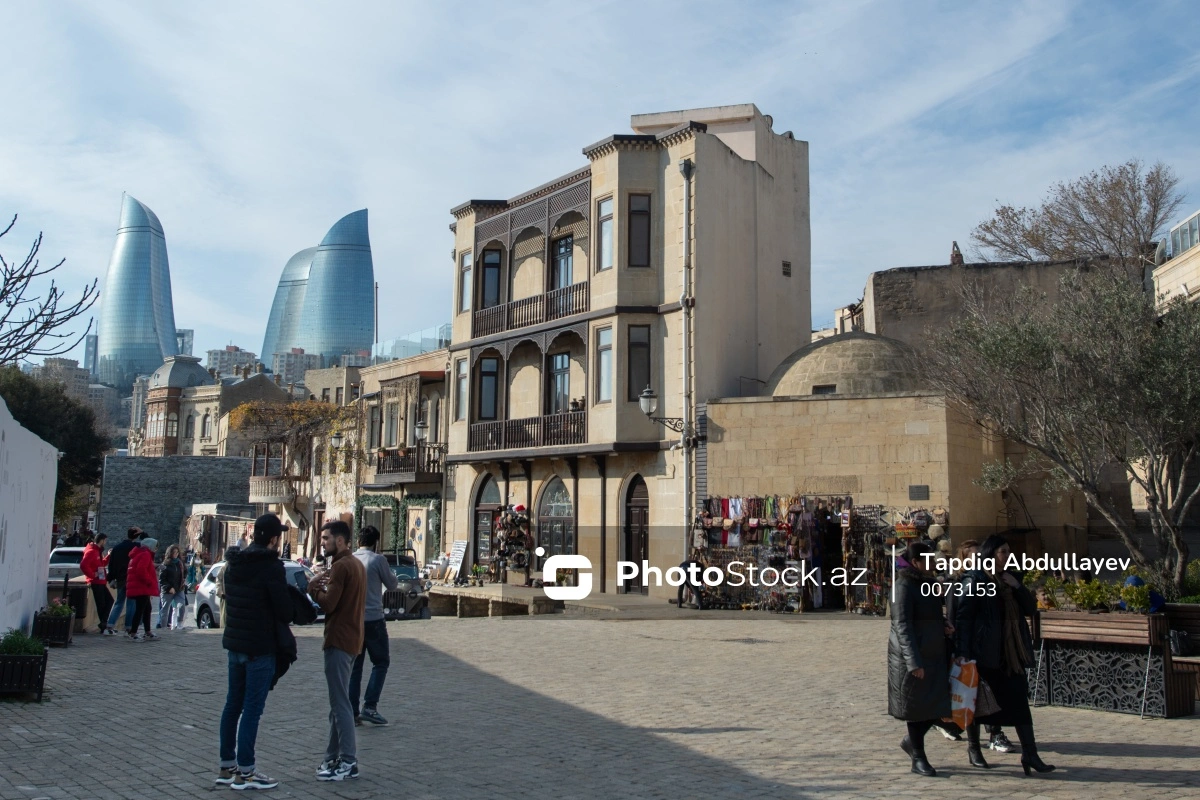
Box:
[628,194,651,267]
[201,413,212,439]
[478,357,499,420]
[537,477,575,559]
[458,251,473,313]
[454,359,467,421]
[481,250,502,308]
[596,327,613,403]
[166,413,178,439]
[335,386,344,405]
[314,443,324,476]
[184,414,195,438]
[385,403,399,447]
[782,260,792,277]
[597,198,613,271]
[812,384,837,395]
[551,236,573,290]
[628,325,651,401]
[321,388,331,403]
[368,405,382,449]
[548,352,570,414]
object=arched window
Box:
[184,414,195,438]
[538,477,575,559]
[201,413,212,439]
[166,413,178,439]
[473,475,502,566]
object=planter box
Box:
[32,614,74,647]
[0,649,49,702]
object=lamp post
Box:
[330,431,344,449]
[414,418,428,442]
[638,386,704,448]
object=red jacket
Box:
[80,542,109,586]
[125,546,160,598]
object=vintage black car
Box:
[383,551,432,620]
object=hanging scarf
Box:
[999,580,1032,676]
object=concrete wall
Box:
[98,456,252,548]
[0,398,58,634]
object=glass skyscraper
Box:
[96,195,179,394]
[261,210,375,367]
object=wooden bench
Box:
[1037,611,1194,718]
[1165,603,1200,702]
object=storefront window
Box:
[538,477,575,560]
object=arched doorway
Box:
[537,477,575,567]
[624,476,649,595]
[473,475,501,567]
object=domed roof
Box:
[763,332,922,397]
[149,355,215,389]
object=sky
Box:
[3,0,1200,362]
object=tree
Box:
[971,160,1184,275]
[0,215,98,365]
[0,366,106,517]
[920,269,1200,596]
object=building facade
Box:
[207,345,260,376]
[96,194,179,394]
[272,348,324,388]
[442,104,811,597]
[1153,208,1200,303]
[31,357,90,401]
[261,246,317,365]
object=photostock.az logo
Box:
[536,547,592,600]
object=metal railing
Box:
[472,282,589,337]
[468,411,586,452]
[375,442,446,476]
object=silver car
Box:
[194,559,319,629]
[47,547,87,581]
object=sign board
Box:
[407,507,427,566]
[446,539,468,578]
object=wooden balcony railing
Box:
[375,442,446,477]
[468,411,586,452]
[472,282,589,338]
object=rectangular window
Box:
[458,251,473,313]
[551,236,573,290]
[385,403,399,447]
[321,388,330,403]
[596,327,612,403]
[548,353,570,414]
[368,405,382,449]
[782,260,792,277]
[597,198,613,271]
[454,359,467,421]
[627,324,651,401]
[335,386,344,405]
[812,384,837,395]
[478,358,499,420]
[628,194,651,267]
[482,250,502,308]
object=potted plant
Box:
[471,564,487,586]
[31,598,75,646]
[0,628,49,702]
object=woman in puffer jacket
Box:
[888,540,952,777]
[125,538,161,641]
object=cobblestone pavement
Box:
[2,612,1198,800]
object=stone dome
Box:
[763,332,922,397]
[149,355,215,389]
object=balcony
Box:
[468,410,587,452]
[473,282,589,338]
[249,476,296,504]
[373,442,446,483]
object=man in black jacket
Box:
[216,514,292,791]
[104,528,140,634]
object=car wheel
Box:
[197,606,216,629]
[419,605,431,620]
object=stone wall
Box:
[98,456,251,547]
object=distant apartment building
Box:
[31,357,90,401]
[340,353,371,368]
[305,366,361,405]
[207,345,260,376]
[272,348,323,388]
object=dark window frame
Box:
[595,326,613,404]
[812,384,837,395]
[477,357,500,421]
[454,358,468,421]
[627,324,651,401]
[550,235,573,290]
[627,193,651,268]
[481,249,502,309]
[458,251,473,314]
[596,197,614,272]
[547,351,571,415]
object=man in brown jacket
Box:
[308,520,366,782]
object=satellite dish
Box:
[1155,238,1168,265]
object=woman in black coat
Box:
[888,541,952,777]
[954,534,1055,775]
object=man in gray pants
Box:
[307,521,366,782]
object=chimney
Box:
[950,241,964,266]
[274,374,281,386]
[208,368,217,379]
[255,362,265,374]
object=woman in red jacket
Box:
[80,533,113,633]
[126,538,161,641]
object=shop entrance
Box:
[624,476,649,594]
[473,475,501,568]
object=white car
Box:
[194,559,320,629]
[47,547,87,581]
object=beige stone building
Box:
[443,104,811,598]
[1153,208,1200,303]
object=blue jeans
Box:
[349,619,390,715]
[219,651,276,773]
[106,581,135,630]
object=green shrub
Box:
[0,629,45,656]
[1119,583,1152,612]
[1177,594,1200,604]
[38,598,74,618]
[1184,560,1200,598]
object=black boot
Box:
[903,726,937,777]
[1015,724,1055,775]
[966,723,990,769]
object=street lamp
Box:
[330,431,344,449]
[638,386,704,446]
[414,418,429,442]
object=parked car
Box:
[47,547,86,581]
[194,559,320,629]
[384,552,432,620]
